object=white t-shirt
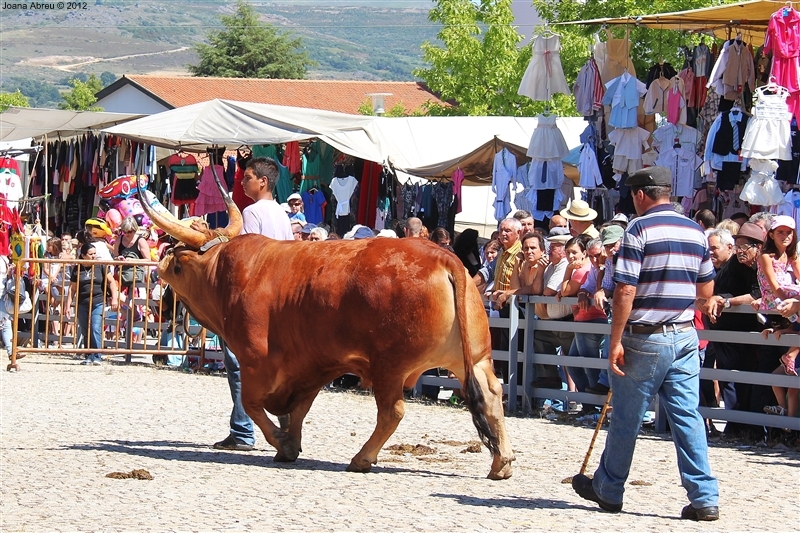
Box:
[0,171,23,210]
[331,176,358,217]
[544,258,572,319]
[241,199,294,240]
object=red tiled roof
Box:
[125,75,444,114]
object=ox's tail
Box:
[450,260,500,456]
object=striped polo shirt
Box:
[493,240,522,291]
[613,204,714,326]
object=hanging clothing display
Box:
[518,33,570,101]
[452,167,464,214]
[764,6,800,121]
[608,127,650,176]
[573,57,605,117]
[194,164,228,216]
[741,84,793,160]
[600,28,636,84]
[654,145,702,198]
[707,38,755,102]
[603,72,647,129]
[492,148,517,221]
[703,108,750,176]
[527,114,569,159]
[283,141,302,174]
[652,123,701,156]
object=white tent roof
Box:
[0,107,143,142]
[104,99,585,180]
[103,99,377,152]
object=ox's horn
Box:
[208,159,242,239]
[136,177,209,250]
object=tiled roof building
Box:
[95,75,444,115]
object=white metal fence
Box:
[416,295,800,432]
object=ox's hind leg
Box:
[347,383,405,473]
[473,358,515,479]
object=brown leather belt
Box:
[625,321,694,335]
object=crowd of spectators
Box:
[10,175,799,437]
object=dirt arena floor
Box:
[1,353,797,532]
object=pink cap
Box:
[770,215,796,231]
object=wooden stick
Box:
[579,390,613,476]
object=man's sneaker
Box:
[213,435,254,451]
[681,504,719,521]
[571,474,622,513]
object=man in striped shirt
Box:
[572,166,720,521]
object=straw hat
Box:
[560,199,597,221]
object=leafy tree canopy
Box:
[357,99,426,117]
[0,90,30,112]
[59,74,104,111]
[100,71,117,87]
[188,0,314,79]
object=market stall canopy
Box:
[103,99,378,152]
[104,99,584,183]
[0,107,143,142]
[360,115,585,183]
[557,0,786,46]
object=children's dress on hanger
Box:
[518,34,570,101]
[741,85,793,160]
[527,114,569,159]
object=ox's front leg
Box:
[242,390,301,462]
[473,359,515,479]
[273,390,319,462]
[347,383,405,473]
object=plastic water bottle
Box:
[775,299,799,323]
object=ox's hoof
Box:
[345,457,373,473]
[487,465,513,480]
[487,455,515,480]
[272,433,300,462]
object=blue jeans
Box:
[567,319,607,392]
[0,316,12,352]
[221,340,255,445]
[77,302,104,363]
[592,328,718,508]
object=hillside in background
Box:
[0,0,439,108]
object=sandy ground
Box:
[1,353,797,532]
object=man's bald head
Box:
[549,214,567,230]
[404,217,423,237]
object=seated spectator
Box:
[560,236,608,394]
[290,221,304,241]
[730,212,749,227]
[404,217,423,238]
[65,243,119,366]
[300,223,318,241]
[430,227,453,251]
[376,229,397,238]
[694,208,717,233]
[716,218,740,236]
[287,193,306,223]
[309,227,329,241]
[491,232,546,308]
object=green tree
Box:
[188,0,314,79]
[0,90,30,112]
[100,71,117,87]
[357,99,426,117]
[415,0,569,116]
[59,74,104,111]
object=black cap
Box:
[624,166,672,188]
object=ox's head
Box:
[138,164,241,320]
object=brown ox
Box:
[138,177,514,479]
